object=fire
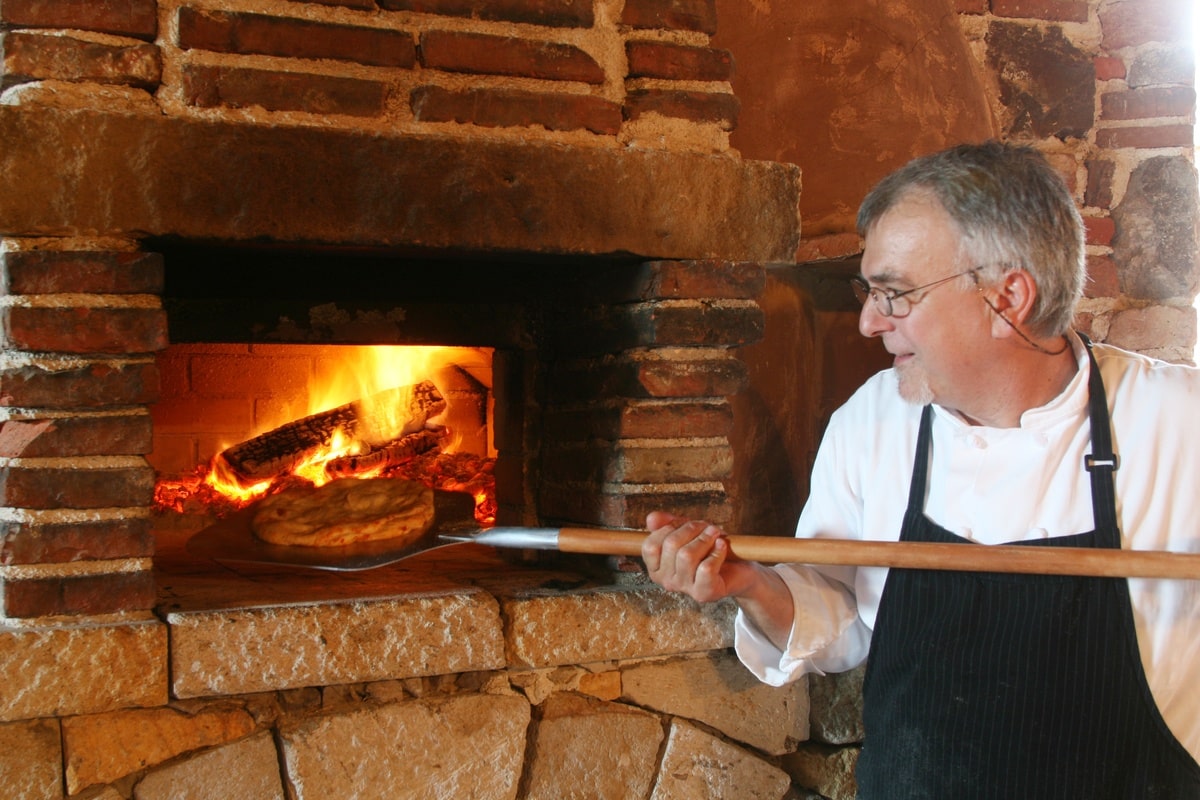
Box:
[153,346,496,525]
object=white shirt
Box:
[734,333,1200,760]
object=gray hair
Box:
[856,141,1085,337]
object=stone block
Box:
[0,717,62,798]
[278,693,530,799]
[808,664,865,745]
[133,731,284,800]
[168,590,506,697]
[0,618,167,721]
[503,585,734,668]
[524,693,662,799]
[63,705,256,794]
[782,744,860,800]
[1112,155,1200,301]
[649,719,791,799]
[986,20,1094,140]
[621,651,809,755]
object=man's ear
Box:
[987,268,1038,336]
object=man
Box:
[642,141,1200,797]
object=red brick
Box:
[2,570,156,618]
[0,414,152,457]
[0,361,160,409]
[1084,216,1116,247]
[1084,159,1115,209]
[296,0,376,8]
[1084,254,1120,299]
[410,85,622,134]
[0,251,163,295]
[1,306,167,355]
[177,8,416,68]
[1094,56,1126,81]
[182,63,387,117]
[420,31,604,83]
[540,440,732,484]
[537,483,730,529]
[637,357,748,397]
[0,0,157,38]
[0,463,155,509]
[379,0,593,28]
[622,0,718,34]
[1094,124,1193,149]
[991,0,1088,22]
[624,88,739,130]
[1101,86,1196,120]
[626,41,733,81]
[0,517,153,565]
[0,30,161,88]
[642,260,765,300]
[1099,0,1192,49]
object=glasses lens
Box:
[851,278,870,305]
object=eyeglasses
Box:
[850,269,978,318]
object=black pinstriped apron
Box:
[856,341,1200,799]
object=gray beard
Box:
[896,365,934,406]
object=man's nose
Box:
[859,298,892,338]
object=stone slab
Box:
[168,588,506,697]
[0,617,167,721]
[0,105,802,262]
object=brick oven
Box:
[0,1,817,797]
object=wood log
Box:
[215,381,446,485]
[324,428,446,479]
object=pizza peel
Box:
[440,526,1200,580]
[186,493,1200,578]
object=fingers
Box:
[641,514,727,597]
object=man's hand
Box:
[641,511,760,603]
[642,510,797,651]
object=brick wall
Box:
[0,0,739,151]
[956,0,1198,362]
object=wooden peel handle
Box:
[556,527,1200,580]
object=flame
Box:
[154,345,496,524]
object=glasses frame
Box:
[851,268,979,318]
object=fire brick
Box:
[2,570,156,618]
[1095,124,1193,150]
[380,0,594,28]
[990,0,1088,22]
[419,31,605,84]
[410,85,622,134]
[0,414,152,458]
[1101,87,1197,121]
[0,307,167,355]
[624,89,739,130]
[0,464,156,510]
[626,41,734,82]
[0,251,163,295]
[622,0,718,35]
[182,64,387,117]
[0,518,154,565]
[177,8,417,69]
[0,31,162,89]
[0,0,157,39]
[0,361,160,409]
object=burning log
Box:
[324,428,446,479]
[214,381,446,486]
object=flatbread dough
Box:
[251,477,435,548]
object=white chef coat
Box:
[734,332,1200,760]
